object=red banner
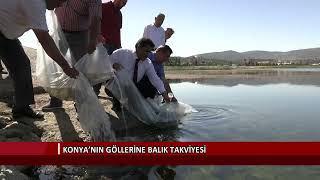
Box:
[1,142,320,165]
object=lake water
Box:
[38,68,320,179]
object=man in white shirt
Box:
[0,0,78,119]
[143,13,166,48]
[110,38,170,109]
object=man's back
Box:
[0,0,47,39]
[101,1,122,48]
[55,0,102,31]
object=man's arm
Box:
[158,65,177,101]
[109,49,123,71]
[161,77,177,102]
[88,16,101,54]
[33,29,79,78]
[162,78,172,93]
[88,0,102,54]
[145,63,170,102]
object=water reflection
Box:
[38,68,320,179]
[169,68,320,87]
[172,82,320,141]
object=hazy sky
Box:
[20,0,320,57]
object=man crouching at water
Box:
[0,0,79,119]
[137,45,178,102]
[110,38,171,110]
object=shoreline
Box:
[1,48,320,178]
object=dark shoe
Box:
[155,166,176,180]
[42,97,63,112]
[12,106,44,119]
[111,104,122,112]
[0,69,8,74]
[104,88,114,97]
[42,102,63,112]
[111,98,122,112]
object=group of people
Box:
[0,0,177,120]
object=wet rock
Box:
[245,174,270,180]
[120,169,148,180]
[3,122,17,129]
[5,121,42,136]
[0,136,5,141]
[0,116,11,129]
[1,121,41,141]
[0,128,40,142]
[0,166,29,180]
[5,137,22,142]
[6,166,34,174]
[13,117,42,127]
[0,119,6,129]
[21,132,41,142]
[0,128,24,139]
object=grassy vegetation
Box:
[165,65,320,71]
[165,65,233,71]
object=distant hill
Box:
[195,48,320,62]
[197,50,245,62]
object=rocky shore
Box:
[0,47,115,179]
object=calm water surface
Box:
[38,68,320,179]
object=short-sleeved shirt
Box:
[101,1,122,48]
[0,0,48,39]
[148,52,165,79]
[55,0,102,31]
[143,24,165,48]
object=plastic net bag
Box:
[146,96,197,127]
[106,70,157,125]
[106,70,194,127]
[36,12,115,141]
[74,74,116,141]
[36,12,75,100]
[74,44,114,85]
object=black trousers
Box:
[0,32,34,109]
[135,75,158,99]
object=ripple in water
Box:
[178,104,273,141]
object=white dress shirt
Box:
[143,24,165,48]
[110,49,166,93]
[0,0,48,39]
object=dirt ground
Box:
[0,47,121,143]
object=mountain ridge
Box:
[194,48,320,62]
